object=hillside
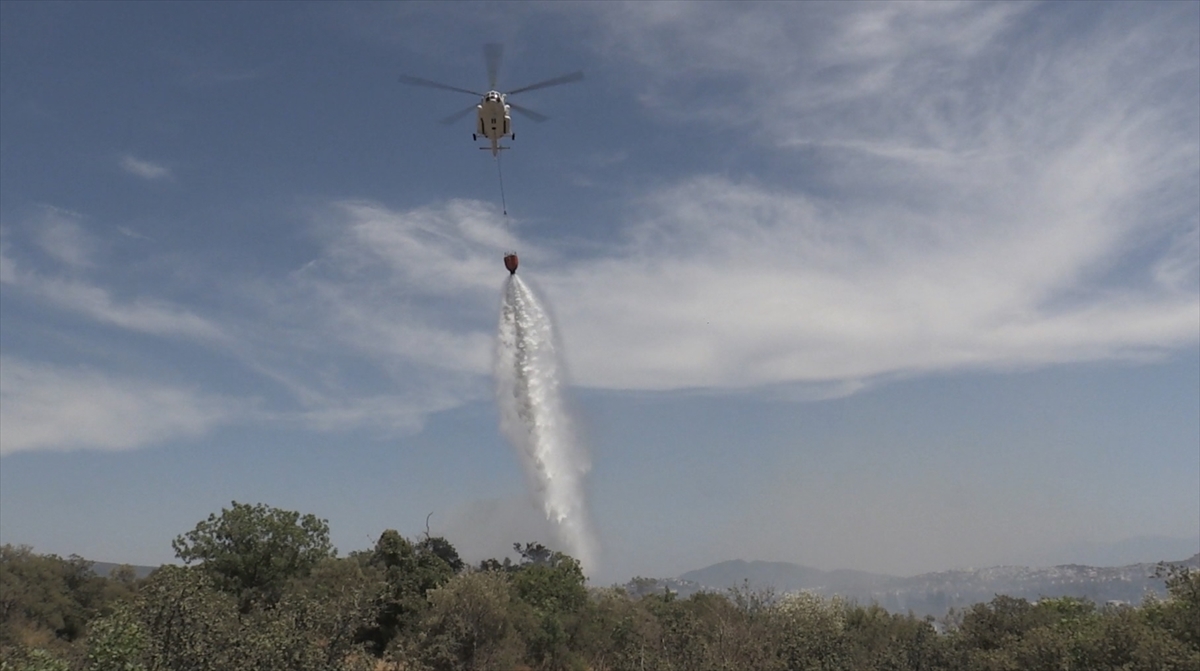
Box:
[639,553,1200,618]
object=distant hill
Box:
[631,553,1200,618]
[91,561,160,579]
[680,560,894,593]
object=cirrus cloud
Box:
[0,357,235,456]
[119,154,172,181]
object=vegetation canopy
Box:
[3,502,1197,671]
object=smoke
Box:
[495,275,598,573]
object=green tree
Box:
[358,530,460,656]
[0,648,72,671]
[85,604,147,671]
[841,602,947,671]
[286,557,383,670]
[954,595,1050,653]
[134,566,240,671]
[636,590,709,671]
[772,591,847,671]
[171,502,335,612]
[510,543,587,614]
[1148,562,1200,651]
[419,571,529,671]
[1,545,108,652]
[571,587,660,671]
[418,536,465,574]
[509,543,589,669]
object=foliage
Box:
[7,507,1198,671]
[128,562,378,671]
[505,543,589,670]
[418,571,529,671]
[134,566,240,671]
[357,529,461,656]
[0,648,72,671]
[84,605,145,671]
[510,543,587,615]
[1147,562,1200,650]
[1,544,136,666]
[170,502,335,612]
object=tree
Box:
[508,543,589,670]
[0,648,72,671]
[510,543,587,614]
[287,557,384,669]
[1149,562,1200,651]
[134,566,240,671]
[418,571,529,671]
[418,536,465,574]
[171,502,335,612]
[85,604,147,671]
[358,530,461,655]
[0,545,107,648]
[571,587,660,671]
[841,603,946,671]
[773,591,847,671]
[954,595,1047,653]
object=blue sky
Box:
[1,1,1197,585]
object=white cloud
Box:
[281,166,1195,396]
[272,199,521,377]
[559,172,1194,390]
[119,154,171,180]
[0,242,18,285]
[4,2,1194,445]
[1153,228,1200,293]
[174,199,522,435]
[226,1,1192,397]
[2,211,224,341]
[0,357,234,455]
[494,1,1199,390]
[586,3,1198,193]
[30,206,96,268]
[42,279,225,340]
[2,262,225,341]
[2,201,501,443]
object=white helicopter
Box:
[399,44,582,157]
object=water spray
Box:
[495,275,597,571]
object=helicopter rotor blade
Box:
[509,103,548,123]
[439,105,478,125]
[398,74,481,97]
[484,43,503,90]
[505,71,584,96]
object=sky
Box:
[1,1,1197,585]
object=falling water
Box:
[495,274,597,572]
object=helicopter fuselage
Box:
[475,91,512,156]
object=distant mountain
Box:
[861,558,1195,617]
[680,560,894,593]
[91,561,160,579]
[1052,536,1200,568]
[634,553,1200,618]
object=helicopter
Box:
[399,44,583,157]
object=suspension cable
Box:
[495,153,508,216]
